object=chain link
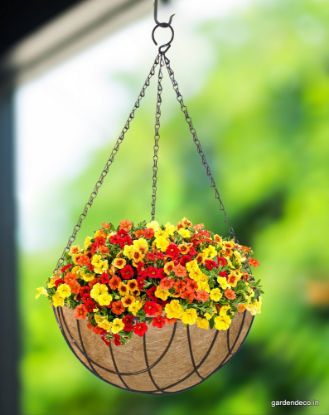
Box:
[53,55,160,272]
[163,55,236,239]
[151,54,164,220]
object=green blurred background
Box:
[20,0,329,414]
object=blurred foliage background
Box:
[21,0,329,414]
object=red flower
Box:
[152,316,166,329]
[144,301,163,316]
[133,322,148,337]
[205,259,217,270]
[180,255,192,266]
[137,276,146,290]
[101,336,110,346]
[54,278,64,288]
[61,264,72,273]
[120,265,134,280]
[100,273,109,284]
[122,314,134,332]
[219,271,228,277]
[144,267,163,279]
[82,297,96,312]
[111,301,125,315]
[146,252,157,261]
[79,286,91,297]
[146,286,157,301]
[166,243,180,259]
[218,257,228,267]
[113,334,121,346]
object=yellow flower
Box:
[35,287,48,299]
[111,318,125,334]
[133,238,148,253]
[146,220,160,231]
[155,286,170,301]
[91,254,108,274]
[69,245,80,255]
[178,228,191,239]
[214,314,231,331]
[123,245,133,259]
[90,283,112,306]
[164,261,175,275]
[128,300,143,316]
[118,282,129,296]
[219,305,231,316]
[197,317,209,330]
[52,292,65,307]
[57,283,71,298]
[80,270,95,282]
[214,234,222,245]
[94,315,112,332]
[112,258,127,269]
[165,300,183,319]
[217,276,230,289]
[210,288,222,302]
[122,295,135,308]
[204,310,215,320]
[181,308,198,325]
[47,277,56,288]
[97,293,112,306]
[197,280,210,293]
[84,236,92,250]
[203,245,217,259]
[246,297,262,315]
[155,236,170,252]
[165,222,176,236]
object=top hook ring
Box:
[154,0,175,27]
[152,0,175,54]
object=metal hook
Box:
[154,0,175,27]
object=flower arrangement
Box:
[37,218,262,346]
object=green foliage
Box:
[23,0,329,414]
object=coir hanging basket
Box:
[38,2,263,395]
[56,307,253,393]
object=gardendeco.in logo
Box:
[271,400,319,408]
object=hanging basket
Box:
[55,307,253,393]
[37,2,264,394]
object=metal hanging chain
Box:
[151,54,164,220]
[53,54,160,272]
[163,55,236,239]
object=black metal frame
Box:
[55,307,254,395]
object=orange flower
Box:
[224,289,236,300]
[102,222,111,229]
[249,258,260,267]
[111,301,125,315]
[238,304,246,313]
[98,245,109,254]
[65,278,81,294]
[178,243,192,255]
[195,290,209,302]
[174,280,185,294]
[75,255,90,266]
[74,304,88,320]
[112,258,126,269]
[193,223,204,231]
[109,275,121,290]
[160,277,175,290]
[174,264,187,277]
[119,219,132,232]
